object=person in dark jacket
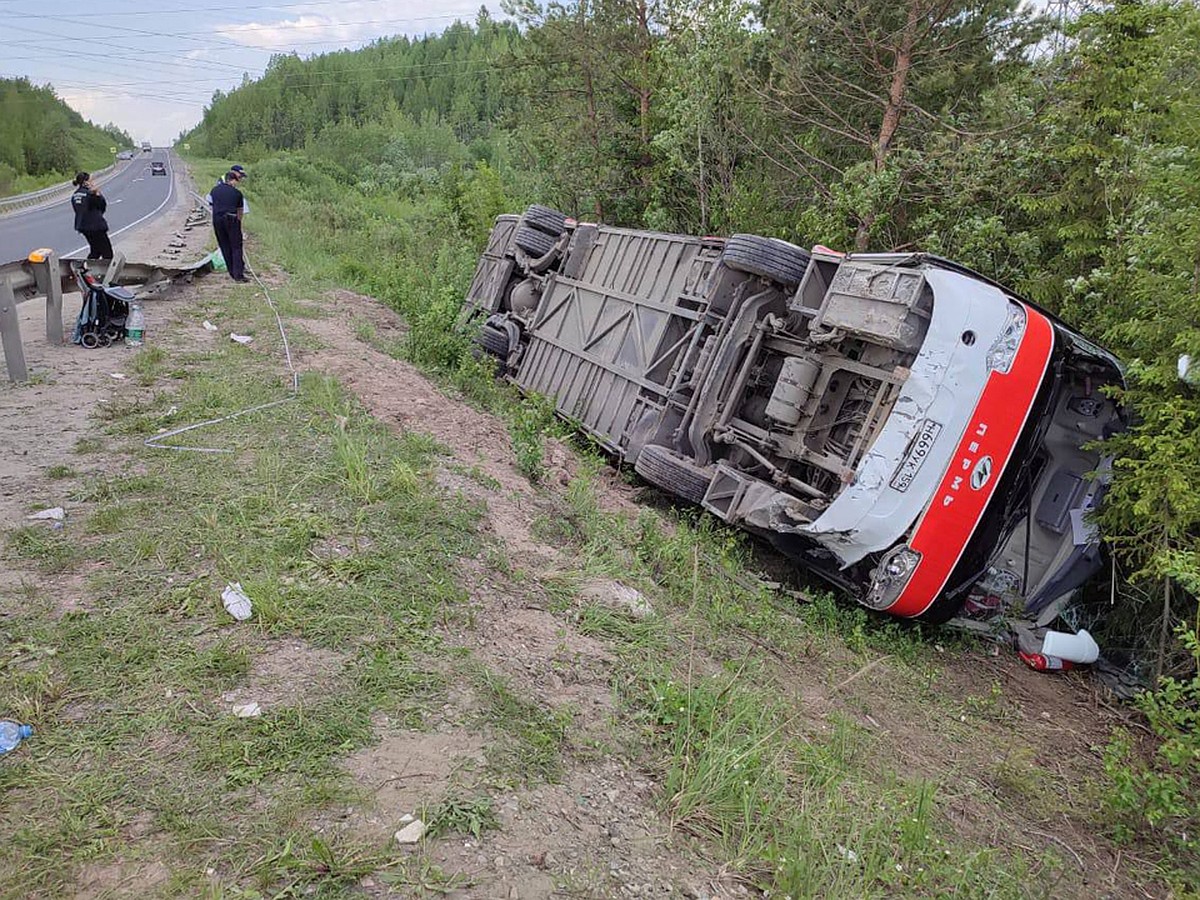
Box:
[71,172,113,260]
[210,171,247,282]
[205,164,249,214]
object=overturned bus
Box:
[461,207,1126,625]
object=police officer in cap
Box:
[212,164,245,193]
[205,164,248,214]
[210,170,248,282]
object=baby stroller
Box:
[71,265,133,348]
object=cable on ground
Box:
[144,255,300,454]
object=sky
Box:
[0,0,503,145]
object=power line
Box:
[0,27,478,53]
[0,14,507,97]
[2,29,260,76]
[4,51,523,91]
[0,0,470,19]
[0,11,490,49]
[1,48,527,96]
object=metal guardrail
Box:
[0,249,214,381]
[0,160,126,218]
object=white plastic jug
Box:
[1040,628,1099,664]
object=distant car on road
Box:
[150,161,167,176]
[141,141,152,153]
[116,150,134,160]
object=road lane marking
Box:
[66,155,177,259]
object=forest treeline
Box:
[0,78,133,196]
[183,0,1198,865]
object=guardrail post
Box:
[31,250,64,345]
[0,276,29,382]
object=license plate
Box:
[890,419,943,492]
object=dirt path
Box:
[297,291,748,898]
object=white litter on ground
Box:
[221,582,253,621]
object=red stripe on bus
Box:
[887,305,1055,617]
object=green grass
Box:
[0,287,485,897]
[507,392,557,483]
[130,345,169,385]
[182,153,513,417]
[5,526,75,573]
[507,464,1083,896]
[423,794,500,840]
[72,436,105,455]
[470,666,574,786]
[632,665,1052,897]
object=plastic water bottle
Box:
[0,720,33,755]
[126,300,145,347]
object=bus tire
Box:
[524,204,568,236]
[515,225,557,258]
[722,234,812,288]
[634,444,712,505]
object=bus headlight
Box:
[986,303,1027,374]
[863,546,922,610]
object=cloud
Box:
[59,88,202,145]
[213,0,492,52]
[36,1,505,141]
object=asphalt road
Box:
[0,149,176,265]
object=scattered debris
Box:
[202,321,218,332]
[836,844,860,863]
[221,582,253,621]
[110,373,127,380]
[1018,652,1075,673]
[26,507,65,522]
[230,333,253,345]
[232,702,262,718]
[1013,622,1099,673]
[832,655,891,692]
[393,819,426,844]
[1180,353,1197,386]
[0,720,34,755]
